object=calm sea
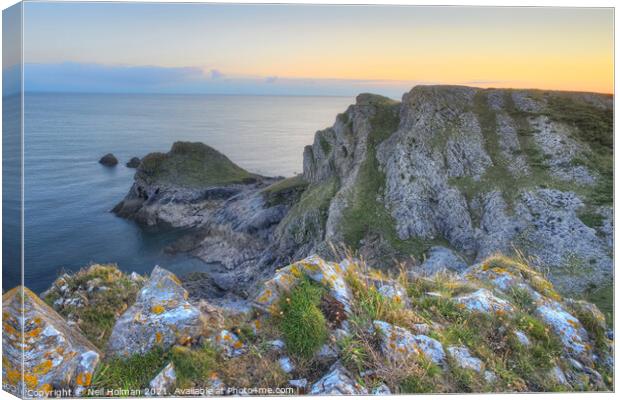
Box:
[4,93,352,293]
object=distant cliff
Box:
[113,86,613,305]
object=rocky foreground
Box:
[113,86,612,309]
[2,254,614,396]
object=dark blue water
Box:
[6,93,352,293]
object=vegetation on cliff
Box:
[139,141,254,188]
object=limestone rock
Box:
[373,320,445,365]
[534,300,590,357]
[447,346,484,372]
[453,288,514,314]
[254,255,352,313]
[149,362,176,396]
[107,266,205,356]
[288,378,308,390]
[212,329,245,358]
[99,153,118,166]
[309,362,367,395]
[2,287,101,397]
[417,246,468,276]
[278,357,294,374]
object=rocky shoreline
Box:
[3,85,614,396]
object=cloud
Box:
[21,62,430,98]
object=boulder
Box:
[107,266,205,356]
[309,362,367,395]
[534,300,590,358]
[149,362,176,395]
[447,346,484,372]
[453,288,514,314]
[99,153,118,166]
[126,157,141,168]
[373,320,446,365]
[416,246,468,276]
[254,255,352,313]
[2,287,101,397]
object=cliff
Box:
[113,86,613,309]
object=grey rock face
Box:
[447,346,484,372]
[107,266,205,356]
[149,363,176,395]
[373,320,446,365]
[309,362,368,395]
[416,246,468,276]
[2,287,101,397]
[114,85,612,302]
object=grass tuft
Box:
[278,278,328,360]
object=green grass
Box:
[170,344,218,389]
[583,282,613,326]
[339,98,437,260]
[276,177,338,243]
[544,94,613,206]
[261,175,309,207]
[139,141,254,188]
[92,348,169,392]
[43,264,141,350]
[278,278,328,360]
[319,135,332,154]
[577,210,605,229]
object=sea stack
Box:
[99,153,118,166]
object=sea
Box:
[3,93,353,293]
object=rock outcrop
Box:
[299,87,612,296]
[107,266,205,356]
[2,287,101,397]
[126,157,141,168]
[3,251,613,395]
[99,153,118,166]
[114,86,612,303]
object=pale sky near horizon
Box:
[11,3,615,96]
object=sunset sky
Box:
[15,3,615,96]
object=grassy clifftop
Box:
[139,141,255,188]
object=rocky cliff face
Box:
[300,86,613,297]
[113,86,613,305]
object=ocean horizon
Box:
[4,92,353,293]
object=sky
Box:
[5,3,615,96]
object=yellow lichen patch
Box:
[170,274,183,286]
[38,383,54,394]
[24,373,38,389]
[33,360,53,375]
[290,265,302,278]
[75,372,92,386]
[5,368,21,385]
[25,327,42,338]
[151,305,165,314]
[3,322,18,337]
